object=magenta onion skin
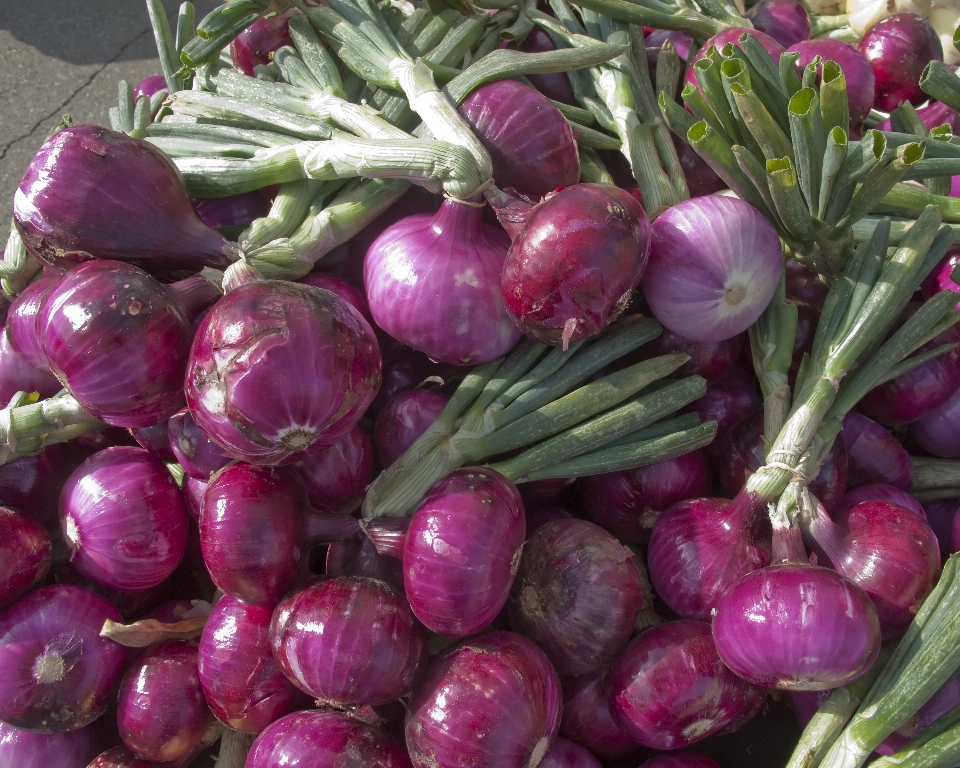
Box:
[365,199,520,366]
[606,620,766,750]
[687,29,785,91]
[459,80,580,199]
[837,484,926,519]
[843,411,913,489]
[0,584,126,732]
[182,476,206,522]
[539,736,603,768]
[197,595,308,734]
[167,409,229,480]
[746,0,810,48]
[788,39,876,130]
[326,532,406,593]
[374,388,449,469]
[911,384,960,457]
[712,563,881,690]
[641,755,725,768]
[649,330,744,382]
[685,365,762,463]
[117,640,214,762]
[5,274,57,374]
[559,672,643,760]
[404,467,525,637]
[405,630,562,768]
[0,326,61,405]
[297,271,374,328]
[643,196,782,344]
[129,422,176,463]
[231,10,296,76]
[14,126,235,272]
[186,280,381,464]
[0,445,64,529]
[247,709,412,768]
[0,507,51,610]
[0,721,96,768]
[518,28,577,104]
[270,575,426,706]
[38,260,192,427]
[60,446,188,592]
[577,450,711,544]
[292,424,373,514]
[501,184,651,348]
[194,192,269,231]
[510,519,645,676]
[859,13,943,112]
[133,75,167,99]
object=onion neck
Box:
[168,273,223,322]
[363,518,409,560]
[302,508,361,545]
[770,488,810,565]
[433,198,483,242]
[799,496,847,569]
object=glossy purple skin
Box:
[297,271,374,328]
[713,564,881,690]
[406,630,562,768]
[5,274,56,373]
[374,388,449,469]
[365,199,520,366]
[685,365,762,463]
[643,196,782,344]
[405,468,525,637]
[509,519,645,676]
[606,620,766,750]
[182,476,206,522]
[539,736,603,768]
[789,39,876,130]
[646,28,693,60]
[0,584,126,732]
[0,324,60,405]
[519,28,577,104]
[559,672,642,760]
[133,75,167,100]
[292,424,373,514]
[230,10,296,76]
[197,595,308,734]
[60,446,188,591]
[837,484,926,519]
[14,126,235,272]
[0,507,51,610]
[326,532,406,593]
[0,721,97,768]
[911,383,960,457]
[807,500,942,637]
[649,330,744,382]
[247,710,412,768]
[921,248,960,309]
[843,411,913,489]
[687,29,786,91]
[0,445,63,528]
[502,184,651,348]
[641,755,724,768]
[167,409,229,480]
[577,450,711,544]
[859,13,943,112]
[186,280,382,464]
[194,192,269,230]
[129,422,176,463]
[459,80,580,199]
[38,260,192,427]
[747,0,810,48]
[117,640,214,762]
[647,492,772,621]
[270,576,426,706]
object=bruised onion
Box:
[0,507,51,610]
[373,388,449,469]
[292,423,373,513]
[858,13,944,111]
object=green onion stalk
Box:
[908,457,960,502]
[0,391,108,466]
[361,315,719,519]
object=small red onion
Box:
[788,39,876,131]
[837,484,926,519]
[843,410,914,489]
[270,575,426,706]
[405,630,562,768]
[539,736,603,768]
[167,409,229,479]
[0,721,97,768]
[373,388,449,469]
[129,422,176,463]
[0,584,127,732]
[606,620,766,750]
[910,384,960,457]
[746,0,810,48]
[291,423,374,513]
[859,13,944,112]
[0,507,51,610]
[231,10,296,76]
[133,75,167,100]
[559,672,643,760]
[519,28,578,103]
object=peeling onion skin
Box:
[605,620,766,751]
[405,630,562,768]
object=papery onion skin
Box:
[0,721,96,768]
[788,39,877,131]
[374,389,449,470]
[0,507,51,610]
[405,467,525,637]
[606,620,766,750]
[38,260,192,427]
[405,630,562,768]
[642,196,782,344]
[291,423,374,513]
[60,446,189,592]
[712,564,881,690]
[843,411,914,489]
[198,596,309,734]
[231,10,296,76]
[14,126,236,272]
[246,709,413,768]
[269,576,426,707]
[0,584,127,732]
[559,671,643,760]
[185,280,382,465]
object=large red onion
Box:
[0,584,127,732]
[859,13,944,112]
[405,630,562,768]
[843,410,914,489]
[373,388,449,469]
[788,39,876,131]
[13,126,236,272]
[185,280,382,464]
[606,620,766,750]
[0,721,97,768]
[0,507,51,610]
[291,423,374,513]
[559,672,643,760]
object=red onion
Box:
[185,279,381,464]
[0,721,97,767]
[197,595,308,733]
[646,28,693,60]
[246,709,413,768]
[674,136,726,197]
[133,75,167,100]
[373,388,449,469]
[38,261,193,427]
[326,530,406,592]
[292,423,373,514]
[405,630,562,768]
[606,620,766,750]
[297,271,373,328]
[167,409,229,480]
[194,191,269,232]
[746,0,810,48]
[368,347,456,416]
[640,755,725,768]
[837,483,926,519]
[0,445,64,529]
[231,9,296,76]
[559,672,643,760]
[539,736,603,768]
[270,575,426,706]
[500,184,651,349]
[519,28,578,104]
[685,364,762,463]
[0,326,60,404]
[4,274,58,376]
[60,446,188,591]
[859,13,944,111]
[642,196,782,344]
[920,247,960,308]
[577,450,710,544]
[116,640,214,762]
[842,410,914,489]
[910,384,960,457]
[788,39,876,131]
[0,584,127,732]
[182,476,206,522]
[0,507,51,610]
[686,29,786,91]
[459,80,580,199]
[129,422,176,463]
[397,468,525,636]
[364,198,520,366]
[648,330,744,382]
[13,126,236,273]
